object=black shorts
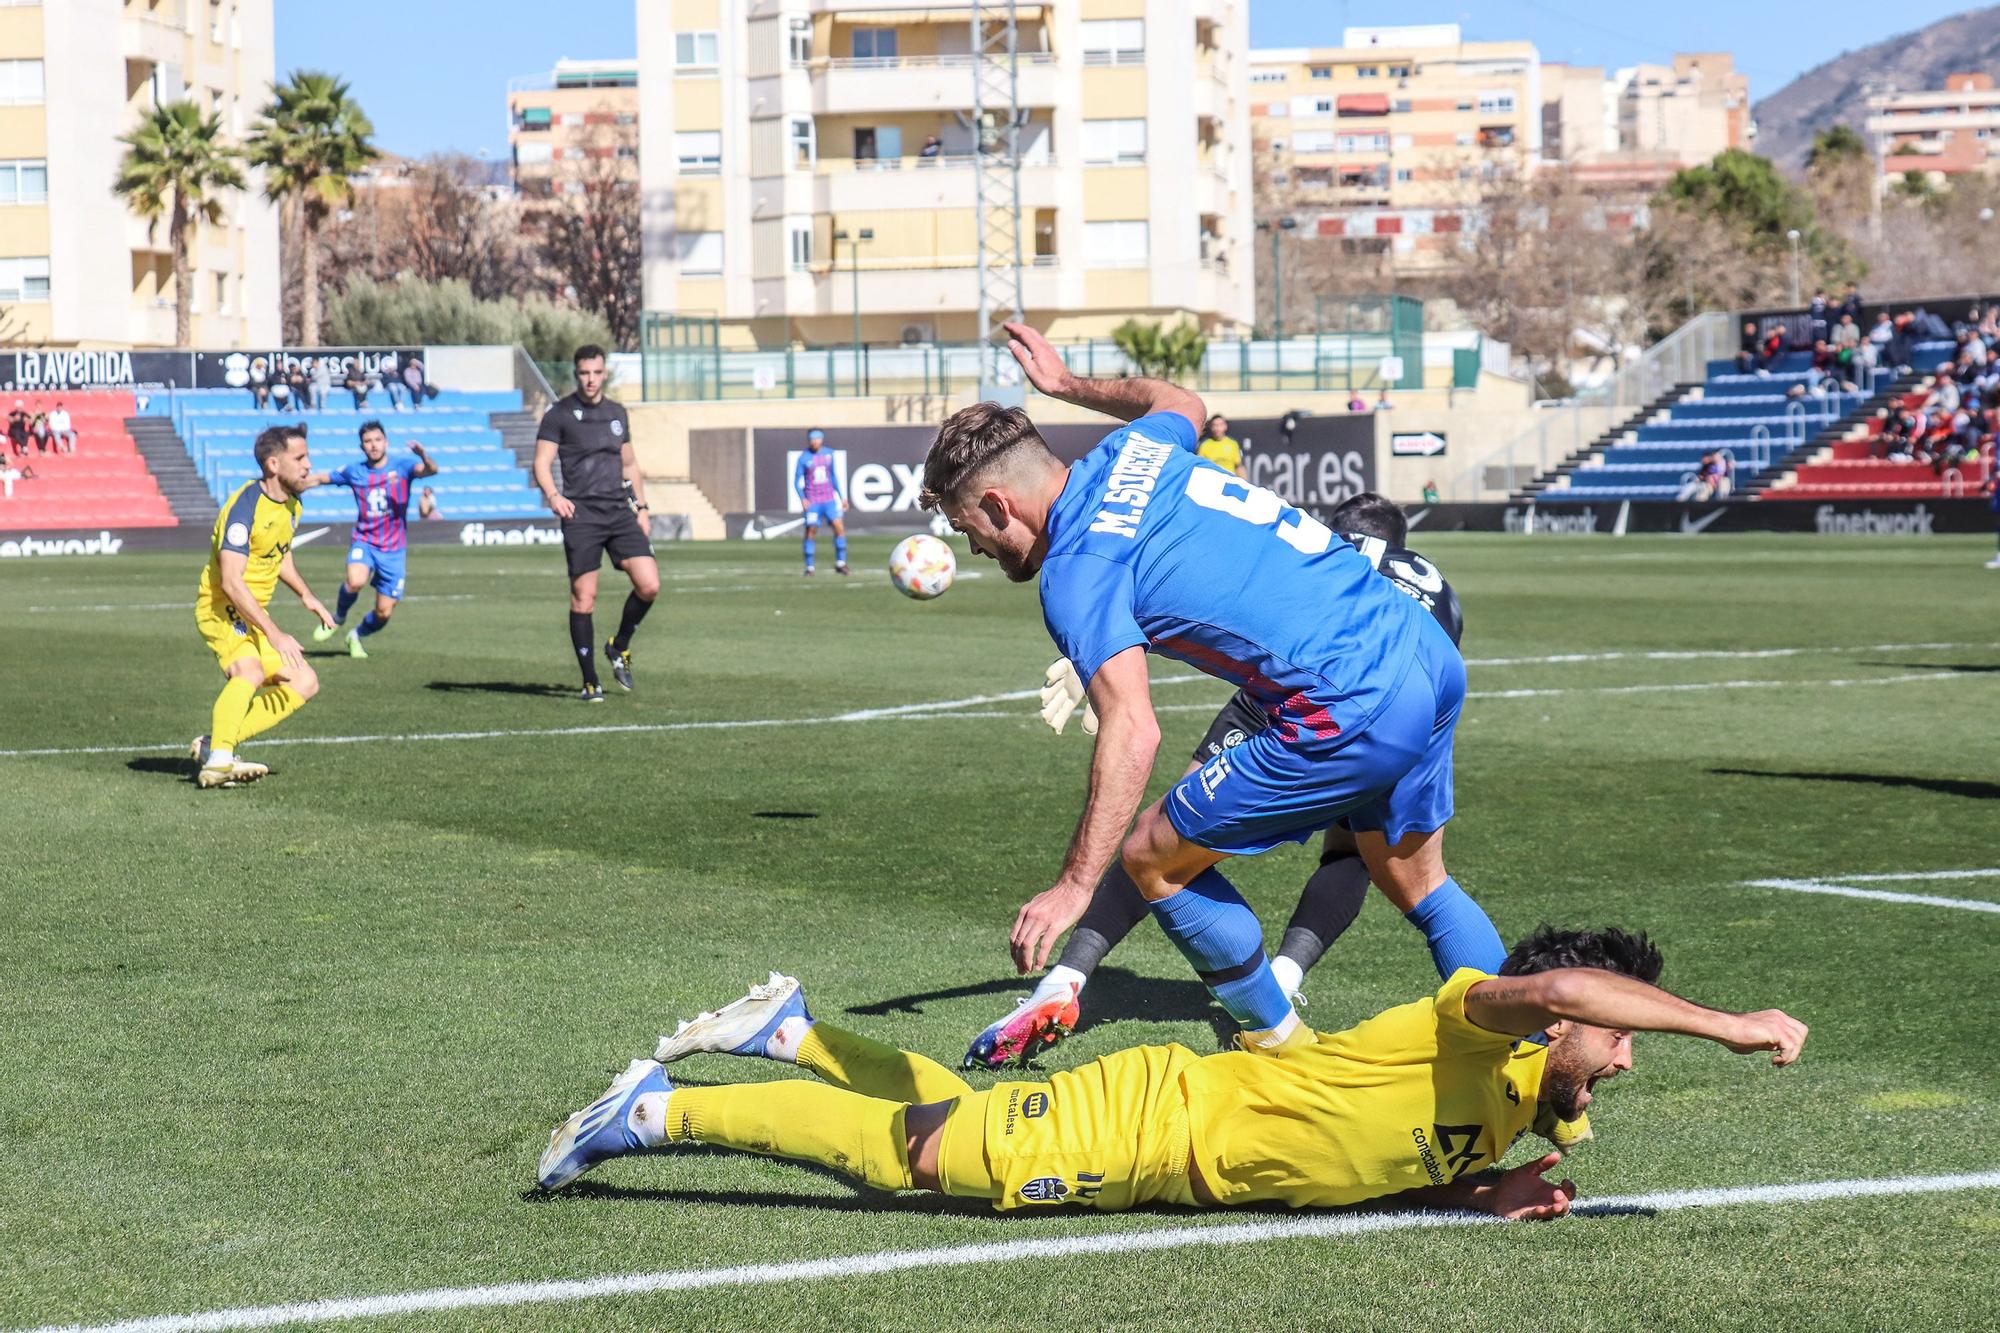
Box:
[563,503,654,579]
[1191,691,1354,850]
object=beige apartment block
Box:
[0,0,278,348]
[508,58,640,196]
[1248,25,1541,273]
[636,0,1254,351]
[1867,72,2000,187]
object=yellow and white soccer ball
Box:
[888,533,956,601]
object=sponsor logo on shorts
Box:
[1022,1092,1048,1119]
[1002,1087,1022,1138]
[1018,1176,1070,1204]
[1221,728,1247,750]
[1198,754,1233,801]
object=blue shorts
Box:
[1164,613,1464,856]
[347,542,407,601]
[803,499,843,528]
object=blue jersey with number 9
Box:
[1039,412,1425,746]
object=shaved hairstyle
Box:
[920,402,1059,511]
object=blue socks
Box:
[803,536,815,570]
[1404,877,1506,979]
[1149,868,1295,1035]
[334,585,357,624]
[357,611,386,638]
[834,535,848,565]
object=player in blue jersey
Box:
[920,322,1503,1056]
[794,428,849,576]
[303,420,438,659]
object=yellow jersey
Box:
[1182,969,1548,1208]
[197,479,300,613]
[1196,435,1242,474]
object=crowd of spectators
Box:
[1873,307,2000,480]
[6,400,78,457]
[1732,285,1971,399]
[248,356,440,413]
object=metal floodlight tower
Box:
[971,0,1026,405]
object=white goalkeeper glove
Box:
[1039,657,1098,736]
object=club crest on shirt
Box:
[572,408,584,419]
[610,420,624,437]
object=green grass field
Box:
[3,533,1998,1332]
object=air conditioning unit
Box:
[900,323,934,345]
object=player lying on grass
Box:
[538,926,1807,1217]
[921,323,1501,1058]
[967,492,1465,1069]
[189,425,335,789]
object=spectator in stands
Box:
[376,362,405,411]
[269,374,295,415]
[287,364,314,411]
[0,455,32,498]
[419,486,440,519]
[1837,283,1863,325]
[27,409,49,453]
[343,363,370,409]
[311,357,333,412]
[1937,410,1980,476]
[1346,390,1367,412]
[248,356,272,409]
[7,402,28,457]
[1807,291,1830,343]
[46,401,75,453]
[401,355,439,408]
[1832,314,1860,350]
[1735,320,1761,373]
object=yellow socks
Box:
[208,675,260,753]
[795,1023,972,1103]
[236,685,306,744]
[663,1082,915,1192]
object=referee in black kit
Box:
[533,344,661,702]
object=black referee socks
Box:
[611,591,653,654]
[569,611,598,686]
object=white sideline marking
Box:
[1745,876,2000,915]
[19,1170,2000,1333]
[1461,640,1993,668]
[1815,868,2000,884]
[0,677,1209,760]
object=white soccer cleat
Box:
[196,757,269,789]
[653,973,811,1064]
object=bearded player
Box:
[303,420,438,659]
[188,426,335,788]
[536,926,1807,1217]
[967,491,1466,1068]
[915,323,1502,1059]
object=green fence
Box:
[639,301,1478,402]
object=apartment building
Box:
[636,0,1253,351]
[508,58,640,196]
[1248,25,1541,272]
[1867,73,2000,187]
[0,0,278,348]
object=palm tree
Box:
[113,101,246,348]
[247,71,378,345]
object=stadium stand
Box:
[0,391,177,529]
[1766,370,1995,500]
[143,388,550,523]
[1521,351,1871,502]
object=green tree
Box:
[1110,318,1207,380]
[248,71,379,346]
[113,101,246,347]
[1892,168,1937,201]
[323,275,612,374]
[1659,148,1858,296]
[1806,124,1869,172]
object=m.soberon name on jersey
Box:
[0,530,125,558]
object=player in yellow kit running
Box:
[537,926,1807,1215]
[189,425,335,789]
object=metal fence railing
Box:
[1446,312,1738,502]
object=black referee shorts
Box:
[562,503,654,579]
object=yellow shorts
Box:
[939,1043,1201,1212]
[194,600,281,675]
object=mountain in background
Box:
[1752,6,2000,173]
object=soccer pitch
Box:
[3,533,1997,1332]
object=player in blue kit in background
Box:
[304,420,437,658]
[794,428,849,577]
[921,322,1503,1056]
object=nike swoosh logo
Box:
[293,526,331,547]
[1404,507,1431,530]
[1680,509,1726,534]
[1175,786,1200,812]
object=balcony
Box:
[807,53,1059,115]
[813,154,1063,213]
[799,256,1064,318]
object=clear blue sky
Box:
[274,1,1989,160]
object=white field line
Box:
[1745,878,2000,915]
[23,596,478,614]
[19,1169,2000,1333]
[1461,640,1995,668]
[0,677,1211,760]
[1148,671,1970,715]
[1811,868,2000,884]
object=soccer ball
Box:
[888,534,956,600]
